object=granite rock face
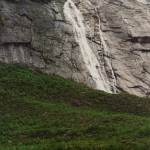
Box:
[0,0,150,97]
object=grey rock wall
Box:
[97,0,150,96]
[0,0,150,97]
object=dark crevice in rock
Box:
[142,67,150,75]
[128,85,143,89]
[116,86,124,93]
[128,36,150,43]
[132,48,150,52]
[103,53,112,59]
[87,37,101,45]
[131,48,150,52]
[20,14,33,22]
[128,85,147,94]
[55,52,63,59]
[70,58,79,71]
[2,42,32,48]
[44,58,56,64]
[1,42,41,53]
[71,43,79,49]
[141,49,150,52]
[132,74,150,88]
[54,19,65,23]
[6,0,53,4]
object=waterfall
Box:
[63,0,113,93]
[96,9,117,93]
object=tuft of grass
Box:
[0,62,150,150]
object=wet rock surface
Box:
[0,0,150,97]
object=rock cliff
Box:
[0,0,150,97]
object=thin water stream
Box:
[64,0,116,93]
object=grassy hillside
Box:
[0,62,150,150]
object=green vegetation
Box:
[0,62,150,150]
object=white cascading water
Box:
[95,7,117,93]
[87,0,117,93]
[63,0,115,93]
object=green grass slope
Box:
[0,62,150,150]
